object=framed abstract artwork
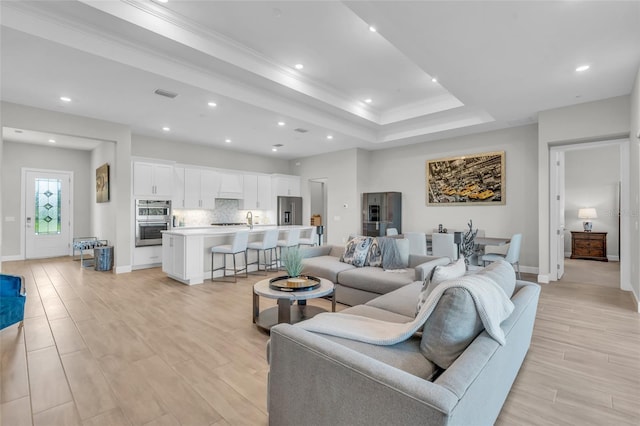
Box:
[426,151,505,205]
[96,163,110,203]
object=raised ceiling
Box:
[1,1,639,158]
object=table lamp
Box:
[578,208,597,232]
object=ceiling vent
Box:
[154,89,178,99]
[294,128,309,133]
[273,144,283,147]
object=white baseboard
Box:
[607,255,620,261]
[114,265,132,274]
[2,255,24,262]
[537,274,550,284]
[630,289,640,313]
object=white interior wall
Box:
[538,95,631,283]
[365,124,539,271]
[90,142,117,248]
[1,102,132,271]
[132,135,290,174]
[1,141,92,257]
[294,149,361,245]
[629,67,640,310]
[564,146,620,258]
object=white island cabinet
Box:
[162,226,313,285]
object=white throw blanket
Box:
[296,274,515,346]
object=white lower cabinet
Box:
[162,234,203,285]
[133,246,162,268]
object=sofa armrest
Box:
[300,245,333,258]
[268,324,458,426]
[411,256,451,281]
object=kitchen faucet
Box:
[246,211,253,229]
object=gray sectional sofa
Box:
[267,262,541,425]
[300,243,450,306]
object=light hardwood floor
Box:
[1,257,638,425]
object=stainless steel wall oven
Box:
[135,199,171,247]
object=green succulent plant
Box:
[282,246,304,277]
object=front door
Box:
[24,169,72,259]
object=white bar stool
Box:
[276,228,301,269]
[211,230,250,282]
[247,228,279,275]
[298,227,316,247]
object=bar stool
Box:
[247,228,279,275]
[211,230,249,282]
[298,227,316,247]
[276,228,301,269]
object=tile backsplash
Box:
[173,199,273,226]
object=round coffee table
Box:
[252,276,335,331]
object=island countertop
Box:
[162,225,312,237]
[161,225,314,285]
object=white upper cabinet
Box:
[133,161,173,198]
[242,174,272,210]
[172,167,185,209]
[272,174,301,197]
[183,167,219,209]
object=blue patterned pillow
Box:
[366,238,382,267]
[341,236,373,267]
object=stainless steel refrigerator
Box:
[277,196,303,226]
[362,192,402,236]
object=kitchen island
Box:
[162,226,314,285]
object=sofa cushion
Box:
[420,287,484,369]
[365,281,422,318]
[477,259,516,298]
[341,236,373,267]
[416,258,466,315]
[395,238,410,268]
[337,267,416,295]
[340,304,414,323]
[301,256,355,283]
[319,334,441,381]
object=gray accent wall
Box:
[1,141,92,257]
[564,146,620,258]
[365,124,539,270]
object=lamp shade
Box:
[578,208,597,219]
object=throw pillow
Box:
[415,257,466,315]
[419,287,484,369]
[396,238,410,268]
[341,236,373,267]
[366,238,382,267]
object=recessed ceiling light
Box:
[576,65,590,72]
[294,64,304,70]
[327,135,334,140]
[431,77,438,83]
[369,26,377,32]
[162,127,170,132]
[225,139,231,143]
[272,147,278,152]
[60,96,71,102]
[48,139,56,143]
[208,101,217,107]
[364,98,372,104]
[278,121,286,126]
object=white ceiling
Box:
[1,1,639,158]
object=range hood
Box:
[216,173,244,199]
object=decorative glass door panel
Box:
[34,178,62,235]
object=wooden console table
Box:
[570,231,608,262]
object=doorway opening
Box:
[309,178,327,244]
[549,139,629,291]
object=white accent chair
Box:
[211,230,250,282]
[247,228,279,275]
[481,233,522,279]
[386,228,398,236]
[404,232,427,256]
[431,233,458,262]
